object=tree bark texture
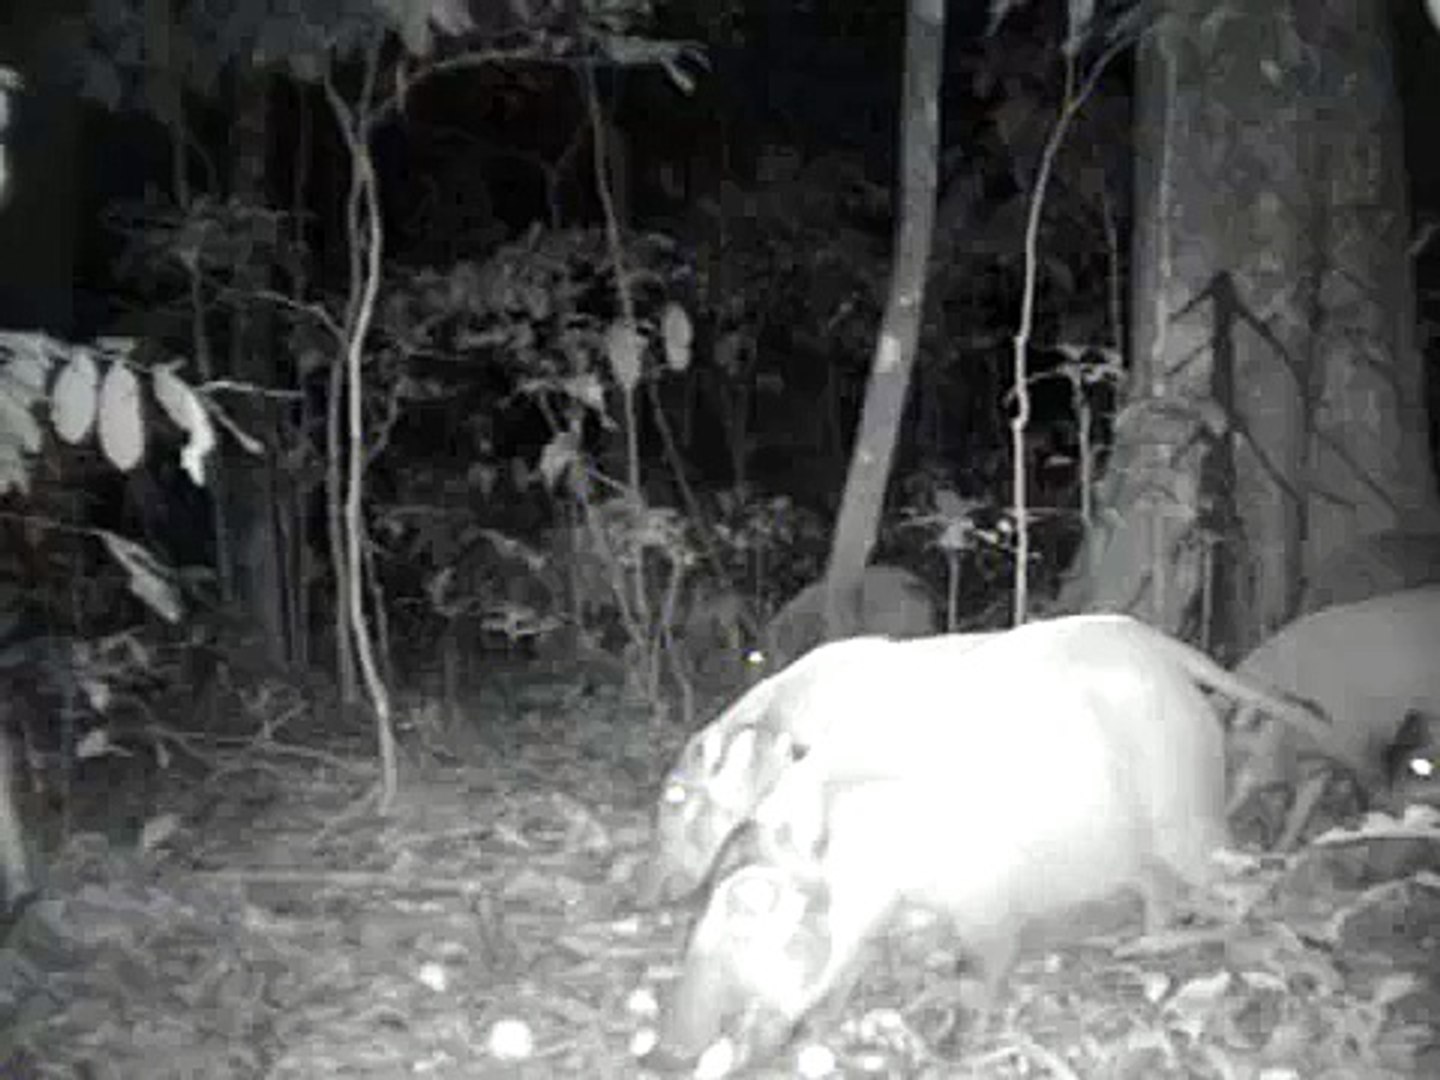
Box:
[824,0,944,625]
[1066,0,1437,656]
[223,67,291,666]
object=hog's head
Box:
[651,863,832,1071]
[637,722,799,905]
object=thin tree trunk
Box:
[225,68,290,666]
[824,0,944,622]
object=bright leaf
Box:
[1,334,52,414]
[565,372,609,416]
[99,529,181,623]
[538,429,580,490]
[153,364,216,487]
[97,362,146,472]
[0,391,40,455]
[605,320,643,392]
[0,440,29,496]
[52,348,100,444]
[661,303,692,373]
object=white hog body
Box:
[637,632,999,905]
[640,603,1327,910]
[658,616,1236,1065]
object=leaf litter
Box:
[0,660,1436,1078]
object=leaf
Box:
[467,461,498,496]
[429,0,474,36]
[98,530,182,624]
[565,372,609,416]
[661,303,692,373]
[370,0,448,56]
[139,813,181,854]
[399,11,434,57]
[92,336,138,359]
[0,65,20,104]
[0,389,41,455]
[605,320,643,392]
[1063,0,1096,59]
[97,362,145,472]
[76,727,123,760]
[152,364,215,487]
[52,348,100,444]
[538,430,580,490]
[0,332,53,413]
[662,56,696,95]
[0,440,28,496]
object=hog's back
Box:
[1231,587,1440,800]
[1298,531,1440,615]
[760,565,938,675]
[779,619,1230,887]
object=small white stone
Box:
[694,1037,738,1080]
[487,1017,534,1060]
[629,1027,658,1057]
[414,962,447,992]
[796,1042,838,1077]
[626,986,660,1018]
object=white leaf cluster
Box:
[0,332,216,495]
[0,332,217,624]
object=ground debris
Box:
[1,663,1436,1078]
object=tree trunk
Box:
[1062,0,1438,657]
[824,0,943,623]
[0,0,82,336]
[222,68,291,667]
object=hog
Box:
[652,615,1315,1068]
[639,611,1329,908]
[1228,586,1440,848]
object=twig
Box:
[197,867,487,894]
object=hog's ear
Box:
[709,726,760,801]
[693,723,728,776]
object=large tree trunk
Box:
[221,68,290,667]
[1063,0,1438,658]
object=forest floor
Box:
[2,658,1439,1079]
